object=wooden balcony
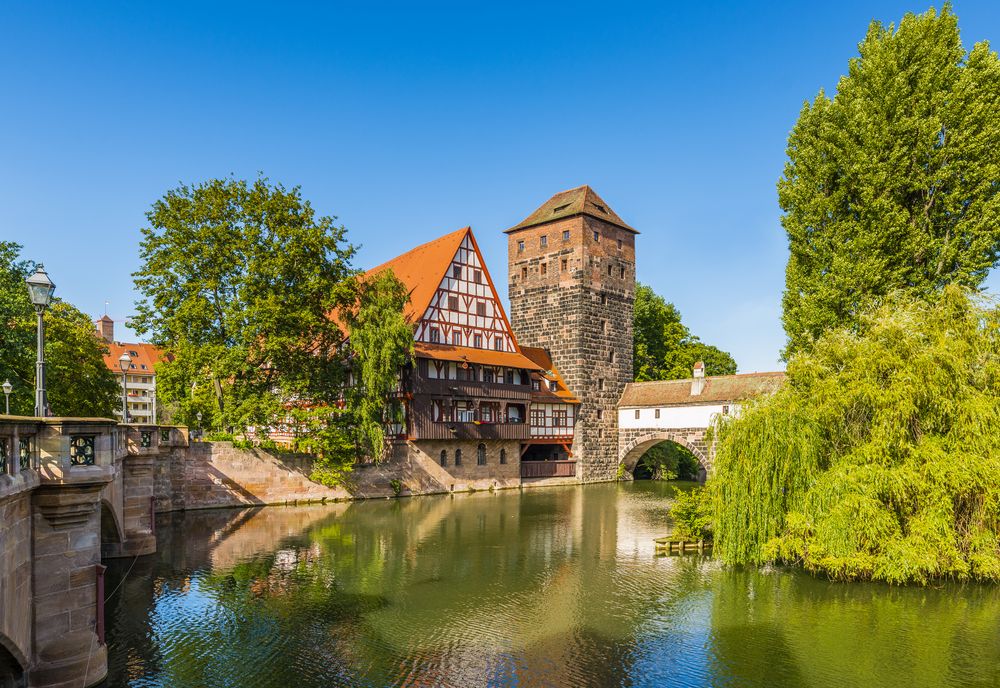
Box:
[410,418,531,441]
[520,460,577,478]
[413,377,532,401]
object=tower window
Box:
[563,230,570,241]
[617,238,623,250]
[607,265,612,276]
[601,294,607,305]
[561,258,567,271]
[430,327,440,343]
[448,295,459,310]
[593,231,599,242]
[540,235,548,248]
[521,267,528,280]
[540,263,547,275]
[620,266,625,279]
[453,265,462,279]
[598,378,605,390]
[518,240,524,253]
[609,351,615,363]
[596,409,603,420]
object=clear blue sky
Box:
[3,1,999,372]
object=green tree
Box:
[779,5,1000,356]
[133,177,412,468]
[0,241,118,417]
[712,286,1000,584]
[633,283,736,380]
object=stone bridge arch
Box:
[617,428,711,479]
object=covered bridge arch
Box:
[618,429,711,480]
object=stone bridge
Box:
[0,417,186,688]
[615,368,785,479]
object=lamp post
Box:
[196,411,202,440]
[2,379,11,415]
[25,264,55,417]
[118,353,131,423]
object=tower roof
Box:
[506,185,637,234]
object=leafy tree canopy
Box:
[133,177,412,464]
[712,286,1000,584]
[633,283,736,381]
[779,4,1000,357]
[0,241,118,417]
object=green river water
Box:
[101,481,1000,687]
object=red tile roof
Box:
[520,346,580,404]
[414,342,542,371]
[102,342,168,375]
[619,372,786,407]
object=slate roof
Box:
[618,371,786,407]
[506,185,637,234]
[520,346,581,404]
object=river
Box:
[100,482,1000,688]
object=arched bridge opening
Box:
[618,430,710,483]
[0,634,26,688]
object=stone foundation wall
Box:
[0,482,35,675]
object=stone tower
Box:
[506,186,636,481]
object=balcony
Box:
[520,460,577,479]
[410,418,531,441]
[413,377,531,401]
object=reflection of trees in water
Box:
[707,569,1000,688]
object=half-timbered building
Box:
[365,226,580,483]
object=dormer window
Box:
[553,203,570,214]
[549,380,557,391]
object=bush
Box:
[669,486,713,541]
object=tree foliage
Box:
[133,177,412,466]
[633,283,736,381]
[712,287,1000,584]
[779,5,1000,357]
[0,241,118,417]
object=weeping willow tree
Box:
[712,287,1000,584]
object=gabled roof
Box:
[521,346,581,404]
[506,185,637,234]
[618,372,786,408]
[364,227,470,323]
[102,341,168,375]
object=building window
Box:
[430,327,440,343]
[601,294,607,305]
[540,263,547,275]
[655,409,661,419]
[494,337,503,351]
[563,230,570,241]
[474,269,482,283]
[553,409,567,427]
[723,405,730,415]
[505,369,514,384]
[477,301,487,316]
[452,331,462,346]
[593,231,599,242]
[455,448,462,465]
[618,238,623,250]
[440,450,447,466]
[477,443,486,465]
[596,409,603,420]
[448,295,459,310]
[530,409,545,426]
[635,409,640,419]
[483,367,495,383]
[518,240,524,252]
[453,265,462,279]
[609,351,615,363]
[607,265,612,276]
[549,380,558,391]
[521,267,528,280]
[540,235,548,248]
[531,379,540,391]
[620,266,626,279]
[500,448,507,464]
[561,258,567,271]
[598,378,605,390]
[474,334,483,348]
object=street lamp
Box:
[25,264,55,417]
[196,411,203,440]
[2,379,11,415]
[118,353,131,423]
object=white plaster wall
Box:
[618,403,735,430]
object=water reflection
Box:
[101,483,1000,688]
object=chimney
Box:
[691,361,706,396]
[95,315,114,343]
